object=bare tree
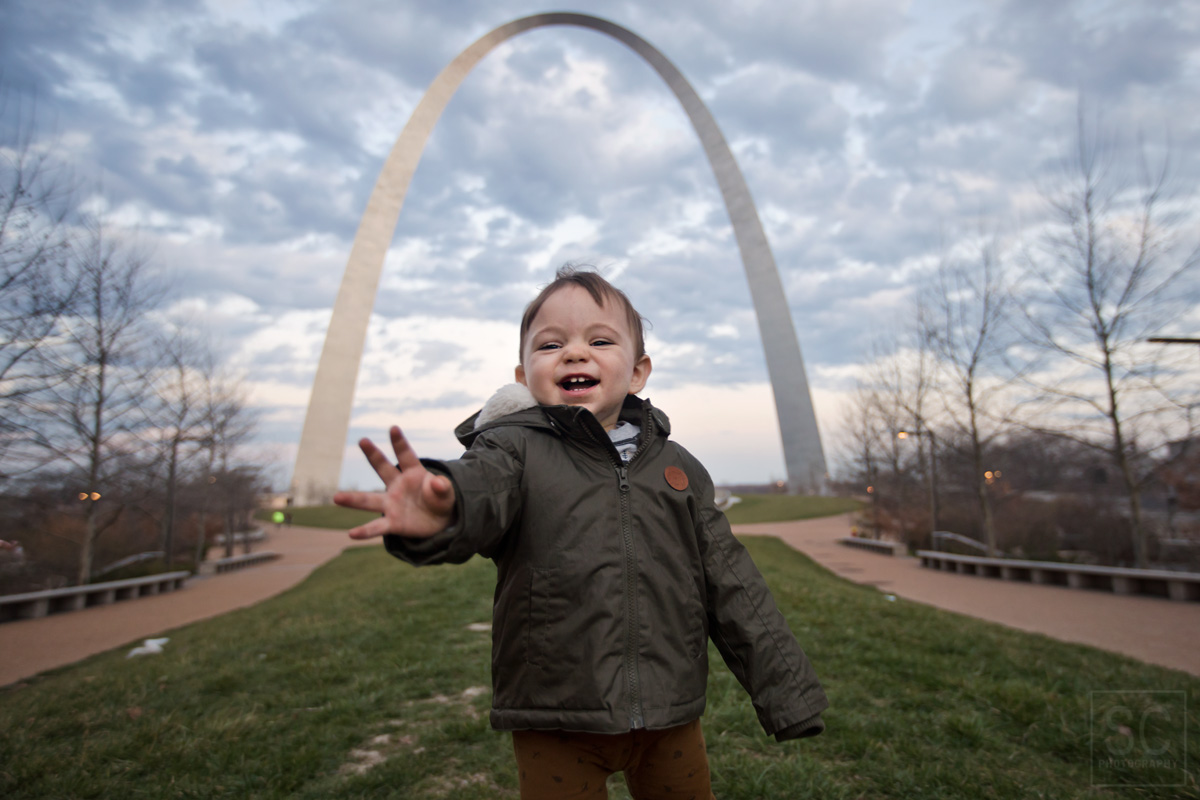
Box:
[1,91,268,579]
[193,363,257,560]
[846,322,939,544]
[867,317,940,536]
[24,219,163,583]
[1017,109,1200,567]
[922,238,1016,556]
[839,382,887,537]
[0,93,78,471]
[150,330,209,566]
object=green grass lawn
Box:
[722,494,861,525]
[3,538,1194,798]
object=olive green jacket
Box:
[385,392,828,739]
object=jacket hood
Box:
[455,384,670,448]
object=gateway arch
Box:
[290,12,827,504]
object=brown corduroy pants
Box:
[511,718,716,800]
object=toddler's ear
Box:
[515,364,527,386]
[629,354,652,394]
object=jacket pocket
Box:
[527,567,562,667]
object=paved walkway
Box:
[3,515,1197,687]
[734,514,1199,677]
[0,527,375,687]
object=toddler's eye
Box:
[591,339,613,347]
[537,342,560,351]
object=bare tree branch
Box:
[1015,103,1200,566]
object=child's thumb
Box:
[429,474,453,500]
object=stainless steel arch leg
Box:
[290,13,826,504]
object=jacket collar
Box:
[455,385,670,448]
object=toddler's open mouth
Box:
[560,376,599,393]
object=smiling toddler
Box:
[334,266,827,799]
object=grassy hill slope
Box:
[2,537,1193,798]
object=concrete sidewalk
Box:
[0,526,377,687]
[734,514,1200,677]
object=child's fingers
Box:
[346,516,391,540]
[389,426,424,472]
[359,437,400,482]
[332,490,384,513]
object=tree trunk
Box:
[161,440,178,566]
[868,460,880,538]
[222,497,234,559]
[78,352,105,586]
[78,501,96,585]
[927,431,940,534]
[969,407,996,557]
[194,508,208,565]
[1114,438,1147,567]
[1104,350,1146,567]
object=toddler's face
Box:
[516,285,651,431]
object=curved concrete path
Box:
[735,514,1200,677]
[0,527,376,687]
[3,515,1197,687]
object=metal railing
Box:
[932,531,991,554]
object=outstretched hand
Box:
[332,426,456,540]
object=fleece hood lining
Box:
[474,383,538,429]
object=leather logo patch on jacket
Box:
[664,466,689,491]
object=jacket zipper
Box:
[583,410,652,729]
[616,462,642,728]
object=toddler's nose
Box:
[562,340,588,361]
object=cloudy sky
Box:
[3,0,1199,490]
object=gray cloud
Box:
[3,0,1199,482]
[988,0,1196,94]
